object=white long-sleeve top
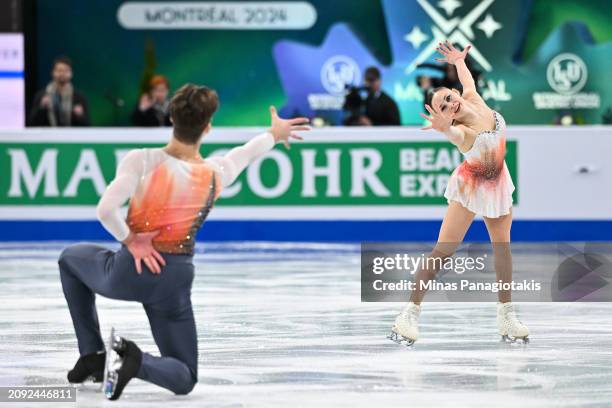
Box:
[96,132,275,253]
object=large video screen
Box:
[34,0,611,126]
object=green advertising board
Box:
[1,138,517,207]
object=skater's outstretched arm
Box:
[208,106,309,188]
[435,41,475,94]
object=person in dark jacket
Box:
[131,75,172,127]
[363,67,401,126]
[28,56,90,127]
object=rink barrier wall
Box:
[0,126,610,241]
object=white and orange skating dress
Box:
[444,111,515,218]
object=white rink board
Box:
[0,126,611,220]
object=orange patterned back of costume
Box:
[127,160,220,254]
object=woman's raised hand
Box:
[435,41,471,65]
[420,104,452,132]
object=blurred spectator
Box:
[28,56,90,127]
[131,75,171,127]
[363,67,400,126]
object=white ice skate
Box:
[388,302,421,346]
[497,302,530,344]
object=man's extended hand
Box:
[123,231,166,275]
[268,106,310,149]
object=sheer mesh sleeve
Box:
[96,149,144,241]
[207,132,275,188]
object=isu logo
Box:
[320,55,361,95]
[546,53,588,95]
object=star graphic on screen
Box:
[404,26,429,49]
[437,0,462,17]
[476,13,502,38]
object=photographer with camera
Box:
[363,67,400,126]
[342,86,372,126]
[341,67,401,127]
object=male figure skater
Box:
[58,84,309,399]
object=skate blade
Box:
[69,381,101,393]
[103,327,122,399]
[387,331,415,347]
[500,334,530,345]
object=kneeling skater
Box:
[58,84,309,399]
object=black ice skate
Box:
[67,350,106,383]
[103,327,143,400]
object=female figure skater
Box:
[58,84,309,400]
[390,42,529,345]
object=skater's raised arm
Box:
[209,106,309,188]
[435,41,475,94]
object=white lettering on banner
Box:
[399,148,460,171]
[301,149,341,197]
[117,2,317,30]
[400,174,417,197]
[419,149,435,171]
[400,174,449,197]
[532,92,600,110]
[307,94,344,110]
[5,126,612,222]
[8,149,59,198]
[63,150,107,197]
[482,80,511,102]
[349,149,390,197]
[247,150,292,198]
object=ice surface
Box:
[0,242,611,407]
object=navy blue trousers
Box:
[58,244,197,395]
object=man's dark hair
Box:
[365,66,381,81]
[169,84,219,144]
[53,56,72,69]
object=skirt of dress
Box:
[444,162,515,218]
